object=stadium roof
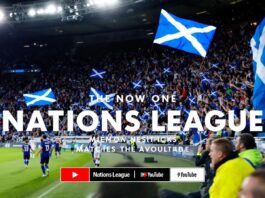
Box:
[0,0,263,44]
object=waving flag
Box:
[154,9,216,57]
[188,95,197,105]
[201,76,212,84]
[23,88,56,107]
[251,17,265,117]
[210,91,218,99]
[89,87,115,110]
[90,68,106,79]
[152,102,166,117]
[132,80,142,89]
[154,80,165,89]
[163,67,171,74]
[211,63,219,69]
[140,111,151,122]
[229,63,237,70]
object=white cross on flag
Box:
[154,9,216,57]
[23,88,56,107]
[251,17,265,117]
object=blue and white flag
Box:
[251,17,265,117]
[229,63,237,70]
[152,102,166,117]
[154,9,216,57]
[89,87,115,110]
[132,80,142,89]
[140,111,151,122]
[154,80,165,89]
[210,91,218,99]
[90,68,106,79]
[23,88,56,107]
[201,76,212,84]
[188,95,197,105]
[163,67,171,74]
[158,107,166,117]
[211,63,219,69]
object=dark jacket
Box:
[195,151,214,198]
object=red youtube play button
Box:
[61,168,90,182]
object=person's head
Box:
[235,133,257,152]
[42,134,47,140]
[96,162,159,198]
[209,138,233,167]
[24,137,29,143]
[240,170,265,198]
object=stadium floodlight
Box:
[105,0,119,6]
[28,9,36,17]
[36,8,45,15]
[45,4,57,15]
[57,6,63,13]
[91,0,119,7]
[0,10,5,22]
[88,0,94,6]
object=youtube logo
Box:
[61,168,90,182]
[72,172,78,178]
[140,172,148,178]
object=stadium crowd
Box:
[0,16,264,198]
[0,23,257,143]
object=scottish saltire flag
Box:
[154,9,216,57]
[163,67,171,74]
[89,87,115,110]
[158,107,166,117]
[132,80,142,89]
[251,17,265,117]
[142,111,150,120]
[90,68,106,79]
[23,88,56,107]
[140,111,151,122]
[210,91,218,99]
[201,76,212,84]
[152,102,166,117]
[229,63,237,70]
[154,80,165,88]
[211,63,219,69]
[188,96,197,105]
